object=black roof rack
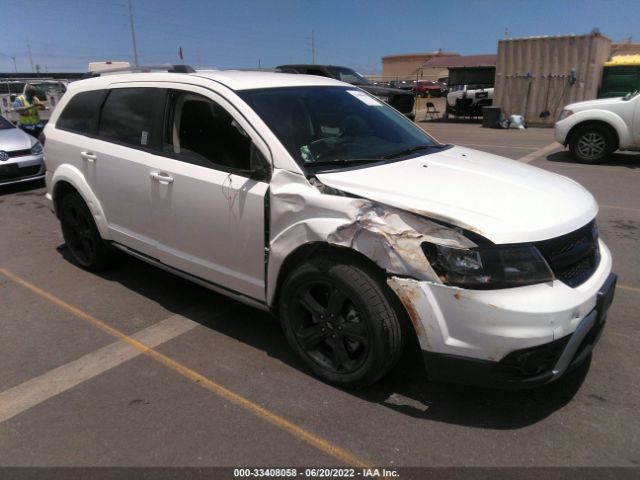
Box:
[83,65,195,78]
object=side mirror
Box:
[241,145,271,181]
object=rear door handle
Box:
[80,151,97,162]
[150,171,174,184]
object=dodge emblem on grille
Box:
[0,151,9,162]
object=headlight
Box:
[376,95,390,103]
[422,243,554,289]
[30,142,43,155]
[558,109,573,121]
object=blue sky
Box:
[2,0,639,73]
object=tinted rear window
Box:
[99,88,164,147]
[57,90,105,134]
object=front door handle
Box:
[80,151,97,162]
[150,171,174,184]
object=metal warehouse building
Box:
[381,50,458,81]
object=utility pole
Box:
[128,0,140,66]
[311,29,316,64]
[26,38,35,73]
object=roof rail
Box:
[83,65,195,77]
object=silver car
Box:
[0,115,44,186]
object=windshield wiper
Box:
[307,158,384,167]
[383,144,446,159]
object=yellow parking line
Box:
[0,267,371,468]
[618,284,640,294]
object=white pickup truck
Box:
[445,84,494,116]
[555,91,640,163]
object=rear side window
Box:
[57,90,105,135]
[99,88,164,147]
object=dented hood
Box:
[315,146,598,244]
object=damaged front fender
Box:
[267,169,474,305]
[327,202,475,281]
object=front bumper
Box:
[0,155,45,186]
[554,120,571,145]
[387,239,615,388]
[422,273,616,388]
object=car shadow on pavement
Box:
[56,247,588,431]
[545,150,640,169]
[350,343,589,429]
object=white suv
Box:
[555,91,640,163]
[44,68,616,388]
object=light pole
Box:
[128,0,140,66]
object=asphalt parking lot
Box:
[1,122,639,469]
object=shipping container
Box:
[493,32,612,125]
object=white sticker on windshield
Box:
[141,131,149,146]
[347,90,384,106]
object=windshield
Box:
[239,86,440,169]
[326,67,371,85]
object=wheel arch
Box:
[270,241,420,357]
[274,242,385,297]
[565,119,623,150]
[50,165,111,239]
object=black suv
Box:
[277,64,415,120]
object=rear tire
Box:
[569,124,616,164]
[279,257,403,388]
[59,192,111,271]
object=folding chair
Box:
[423,102,440,120]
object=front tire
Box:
[279,257,403,388]
[59,192,111,271]
[569,124,616,163]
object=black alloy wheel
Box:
[279,257,404,387]
[59,192,110,271]
[290,280,370,375]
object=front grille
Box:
[535,221,600,287]
[8,149,32,158]
[0,165,42,181]
[391,95,415,114]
